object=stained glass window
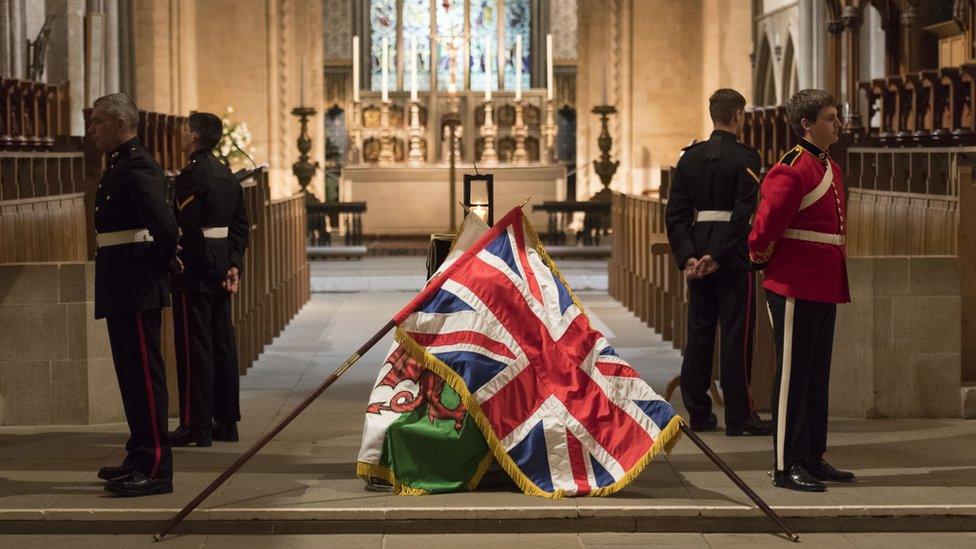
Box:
[402,0,431,92]
[469,0,498,94]
[503,0,530,91]
[369,0,397,91]
[435,0,465,91]
[366,0,531,93]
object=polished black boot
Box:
[725,416,772,436]
[807,460,855,482]
[168,426,212,447]
[97,464,132,481]
[104,470,173,497]
[773,463,826,492]
[211,421,238,442]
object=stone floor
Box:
[1,258,975,545]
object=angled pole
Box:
[679,424,799,543]
[153,320,397,542]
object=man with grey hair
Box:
[88,92,179,497]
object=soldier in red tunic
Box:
[749,89,856,492]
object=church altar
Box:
[340,163,566,234]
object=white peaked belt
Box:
[202,227,229,239]
[695,210,733,222]
[782,228,845,246]
[96,229,153,248]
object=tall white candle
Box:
[601,65,608,105]
[300,54,306,106]
[484,36,492,101]
[352,36,360,103]
[546,33,554,101]
[410,35,418,101]
[381,36,389,102]
[515,34,522,101]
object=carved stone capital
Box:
[900,4,918,27]
[841,5,862,30]
[826,20,845,36]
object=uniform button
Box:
[106,195,111,200]
[95,206,99,212]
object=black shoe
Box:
[726,417,772,437]
[773,463,826,492]
[690,413,718,432]
[97,465,132,481]
[807,460,855,482]
[104,470,173,497]
[211,421,239,442]
[168,426,212,447]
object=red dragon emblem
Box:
[365,345,467,431]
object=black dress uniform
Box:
[665,130,764,433]
[94,138,178,486]
[171,148,249,443]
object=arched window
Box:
[781,36,798,103]
[755,34,776,106]
[368,0,531,93]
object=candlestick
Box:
[352,36,360,103]
[546,33,554,101]
[408,100,424,165]
[512,99,528,164]
[480,100,498,164]
[515,34,522,101]
[381,36,389,102]
[484,36,492,101]
[410,35,418,102]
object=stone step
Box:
[4,504,976,535]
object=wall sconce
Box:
[463,172,494,226]
[773,34,782,61]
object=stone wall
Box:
[830,256,962,418]
[0,263,123,425]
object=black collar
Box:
[189,148,213,160]
[798,138,829,162]
[110,137,140,159]
[710,129,738,140]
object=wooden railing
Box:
[234,167,310,374]
[0,78,72,150]
[306,201,366,247]
[0,150,88,262]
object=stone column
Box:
[824,19,844,102]
[841,5,862,108]
[10,0,25,79]
[103,0,119,93]
[45,0,86,135]
[0,0,10,77]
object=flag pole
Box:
[153,320,397,542]
[678,424,799,542]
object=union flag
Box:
[391,207,682,497]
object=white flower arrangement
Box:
[215,106,256,168]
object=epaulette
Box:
[681,139,705,152]
[733,141,757,151]
[778,145,803,167]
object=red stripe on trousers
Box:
[136,312,162,479]
[181,293,192,427]
[566,431,592,495]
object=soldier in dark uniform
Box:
[749,89,855,491]
[665,89,771,437]
[88,93,179,497]
[168,112,249,447]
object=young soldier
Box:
[88,93,179,496]
[168,112,250,447]
[749,89,855,492]
[666,89,770,437]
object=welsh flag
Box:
[357,208,681,497]
[356,214,492,494]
